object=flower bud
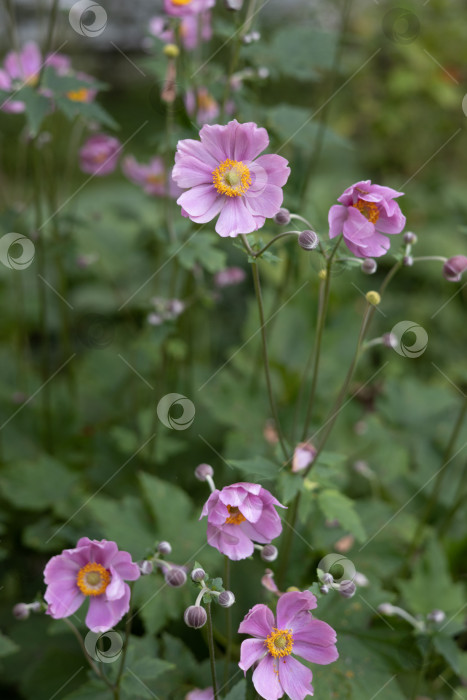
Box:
[218,591,235,608]
[427,609,445,623]
[403,255,413,266]
[383,332,397,348]
[354,572,369,587]
[140,560,154,575]
[403,231,417,244]
[191,567,206,582]
[157,541,172,555]
[184,605,207,629]
[361,258,377,275]
[378,603,394,616]
[260,545,278,562]
[164,567,187,587]
[318,269,327,280]
[292,442,317,473]
[224,0,244,10]
[257,67,269,79]
[274,208,291,226]
[365,291,381,305]
[195,463,214,481]
[298,230,319,251]
[339,580,356,598]
[163,44,180,59]
[13,603,30,620]
[319,585,329,595]
[443,256,467,282]
[321,573,334,585]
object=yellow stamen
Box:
[265,628,294,659]
[353,199,380,224]
[67,88,91,102]
[146,173,165,185]
[213,159,251,198]
[172,0,193,5]
[225,505,246,525]
[77,563,111,596]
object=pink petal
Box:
[293,619,339,665]
[90,540,119,568]
[176,138,219,169]
[240,505,283,543]
[200,490,220,520]
[246,184,284,219]
[109,551,141,581]
[172,154,214,188]
[376,209,406,234]
[45,582,84,619]
[215,197,257,237]
[238,493,264,523]
[253,155,291,187]
[252,655,284,700]
[238,603,274,638]
[207,523,254,560]
[199,123,232,162]
[105,567,126,601]
[344,231,390,258]
[177,184,220,218]
[231,121,269,161]
[342,206,375,242]
[239,638,267,672]
[86,584,130,632]
[278,656,314,700]
[276,591,317,630]
[44,553,81,585]
[328,204,347,239]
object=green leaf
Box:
[42,67,106,93]
[87,495,154,559]
[13,85,50,135]
[224,679,247,700]
[228,456,280,479]
[62,679,109,700]
[0,632,19,658]
[317,489,367,542]
[433,634,461,676]
[120,658,173,698]
[55,96,118,129]
[169,232,227,274]
[123,656,174,682]
[0,456,77,511]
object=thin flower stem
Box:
[115,587,134,693]
[412,256,447,264]
[241,236,289,460]
[289,214,326,257]
[62,619,115,692]
[223,556,232,691]
[254,231,300,258]
[206,603,219,700]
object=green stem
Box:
[115,592,134,693]
[206,603,219,700]
[62,619,115,693]
[254,231,299,258]
[223,556,232,691]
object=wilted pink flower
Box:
[79,134,121,175]
[164,0,215,18]
[329,180,406,258]
[150,12,212,51]
[185,689,214,700]
[122,155,181,197]
[200,483,285,561]
[214,267,246,288]
[239,590,338,700]
[172,120,290,237]
[44,538,140,633]
[443,255,467,282]
[292,442,317,473]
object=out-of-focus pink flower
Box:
[185,87,219,125]
[261,569,282,597]
[172,120,290,237]
[150,12,212,51]
[292,442,317,473]
[44,52,72,75]
[239,590,339,700]
[328,180,406,258]
[214,267,246,288]
[443,255,467,282]
[164,0,215,18]
[147,297,185,325]
[185,689,214,700]
[0,42,42,113]
[122,155,182,198]
[200,483,285,561]
[44,538,140,633]
[79,134,121,175]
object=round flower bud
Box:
[443,256,467,282]
[164,567,187,587]
[195,463,214,481]
[354,572,369,587]
[274,208,291,226]
[257,67,269,79]
[321,573,334,585]
[13,603,30,620]
[319,585,329,595]
[427,609,446,623]
[184,605,207,629]
[260,545,278,562]
[163,44,180,59]
[339,580,356,599]
[378,603,394,616]
[403,231,417,244]
[403,255,413,266]
[157,541,172,555]
[365,291,381,305]
[298,230,319,250]
[286,586,300,593]
[318,269,327,280]
[383,332,397,348]
[218,591,235,608]
[361,258,377,275]
[140,560,154,575]
[191,567,206,582]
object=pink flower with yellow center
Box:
[44,538,140,633]
[164,0,215,17]
[328,180,406,258]
[79,134,121,176]
[172,120,290,237]
[239,591,338,700]
[122,155,182,198]
[150,12,212,51]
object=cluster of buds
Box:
[378,603,446,632]
[184,563,235,629]
[316,568,369,599]
[13,601,44,620]
[139,540,187,588]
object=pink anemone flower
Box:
[172,120,290,237]
[79,134,121,176]
[164,0,215,18]
[44,538,140,633]
[328,180,406,258]
[239,590,338,700]
[122,155,182,198]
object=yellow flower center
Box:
[77,563,111,596]
[145,173,165,185]
[67,88,91,102]
[353,199,380,224]
[198,90,217,112]
[172,0,193,5]
[213,159,251,197]
[265,628,294,658]
[225,505,246,525]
